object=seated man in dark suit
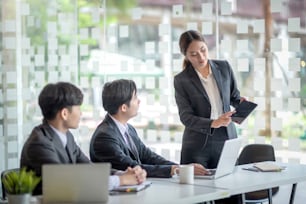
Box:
[20,82,147,195]
[90,79,208,178]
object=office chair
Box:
[237,144,279,204]
[1,168,20,200]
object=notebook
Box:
[231,100,258,124]
[110,181,152,194]
[195,138,242,179]
[42,163,110,203]
[242,161,285,172]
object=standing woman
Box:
[174,30,244,169]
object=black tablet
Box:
[231,100,257,124]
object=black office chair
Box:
[1,168,20,200]
[237,144,279,204]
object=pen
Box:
[242,167,259,172]
[125,188,137,192]
[109,191,137,195]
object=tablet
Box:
[231,100,257,124]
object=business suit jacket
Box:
[174,59,241,150]
[20,122,89,195]
[90,114,177,178]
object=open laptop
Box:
[42,163,110,203]
[195,138,242,179]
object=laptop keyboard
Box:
[206,169,216,175]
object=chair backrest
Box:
[237,144,275,165]
[1,168,20,200]
[237,144,279,201]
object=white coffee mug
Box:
[174,165,194,184]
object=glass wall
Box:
[1,0,305,176]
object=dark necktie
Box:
[124,131,141,163]
[65,145,73,163]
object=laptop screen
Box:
[214,138,242,178]
[195,138,242,179]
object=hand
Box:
[191,163,209,175]
[119,166,146,186]
[211,111,235,128]
[170,165,179,176]
[131,165,147,184]
[240,96,247,103]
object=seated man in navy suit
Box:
[20,82,146,195]
[90,79,208,178]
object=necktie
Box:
[65,145,72,163]
[124,131,141,163]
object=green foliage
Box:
[25,0,49,46]
[25,0,137,47]
[2,168,41,195]
[108,0,137,13]
[282,113,305,139]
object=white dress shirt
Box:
[196,66,223,119]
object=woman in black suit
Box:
[174,30,245,169]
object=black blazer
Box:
[20,122,90,194]
[90,114,177,178]
[174,59,241,149]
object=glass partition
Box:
[0,0,305,175]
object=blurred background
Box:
[0,0,306,174]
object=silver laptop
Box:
[42,163,110,203]
[195,138,242,179]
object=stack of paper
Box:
[253,162,283,172]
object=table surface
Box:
[108,179,229,204]
[192,163,306,195]
[108,162,306,203]
[6,162,306,204]
[30,179,229,204]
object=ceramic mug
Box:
[174,165,194,184]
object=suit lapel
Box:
[105,115,140,162]
[210,60,224,102]
[44,125,71,163]
[105,115,136,158]
[105,115,127,147]
[65,134,75,163]
[186,65,210,102]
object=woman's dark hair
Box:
[179,30,206,69]
[38,82,83,121]
[102,79,137,115]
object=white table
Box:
[191,163,306,204]
[108,179,229,204]
[30,179,229,204]
[25,163,306,204]
[108,163,306,204]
